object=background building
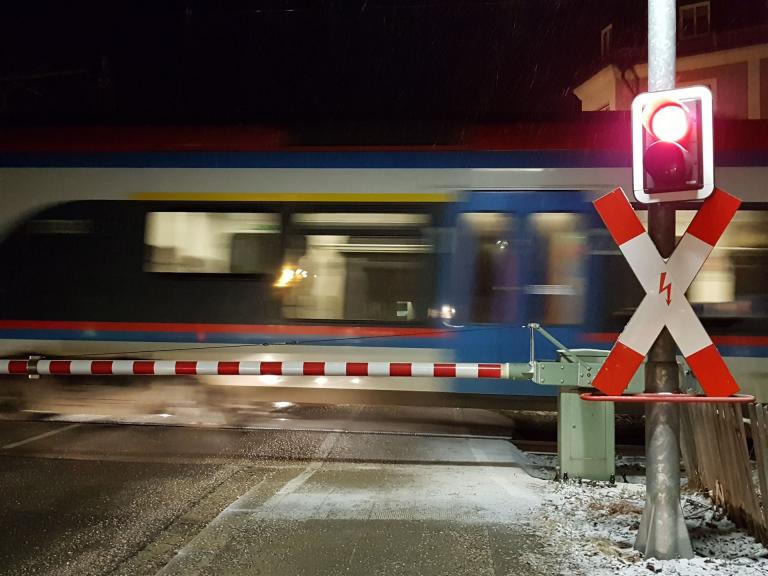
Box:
[574,0,768,118]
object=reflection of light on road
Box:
[315,377,328,386]
[272,401,293,409]
[351,378,361,385]
[259,375,280,385]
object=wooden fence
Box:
[680,402,768,546]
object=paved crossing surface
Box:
[0,410,562,576]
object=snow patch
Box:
[538,480,768,575]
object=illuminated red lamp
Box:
[643,98,691,142]
[631,86,714,203]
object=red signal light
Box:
[639,98,694,190]
[632,87,713,202]
[649,103,690,142]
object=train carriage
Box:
[0,119,766,408]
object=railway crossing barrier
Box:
[0,321,753,483]
[0,359,509,379]
[0,322,651,481]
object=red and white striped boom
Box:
[0,360,508,379]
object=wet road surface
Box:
[0,409,562,576]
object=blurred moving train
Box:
[1,117,767,407]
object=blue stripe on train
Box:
[2,329,765,359]
[0,150,764,169]
[0,150,629,168]
[0,329,449,349]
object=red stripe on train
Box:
[711,335,768,347]
[583,332,768,347]
[0,320,447,338]
[4,122,765,153]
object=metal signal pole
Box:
[635,0,694,559]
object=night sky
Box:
[1,1,609,141]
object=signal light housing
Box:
[632,86,713,203]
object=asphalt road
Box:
[0,408,562,576]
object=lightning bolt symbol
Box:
[659,272,672,306]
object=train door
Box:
[452,191,589,396]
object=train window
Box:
[623,210,768,331]
[527,213,586,325]
[680,211,767,315]
[280,213,432,322]
[587,229,644,332]
[144,212,281,274]
[460,213,518,324]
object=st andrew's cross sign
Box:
[591,187,741,397]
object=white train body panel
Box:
[1,146,766,401]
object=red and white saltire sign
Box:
[591,187,741,397]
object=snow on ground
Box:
[537,479,768,575]
[526,452,647,483]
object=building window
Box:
[601,24,612,59]
[679,2,710,38]
[676,78,717,112]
